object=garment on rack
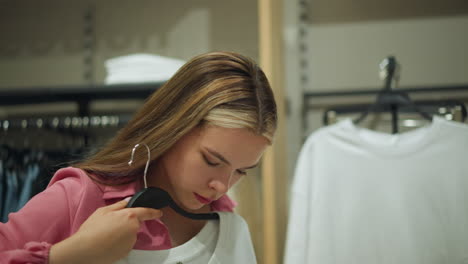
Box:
[0,147,81,222]
[284,116,468,264]
[2,170,19,222]
[17,163,40,209]
[0,160,3,217]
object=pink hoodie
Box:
[0,167,236,263]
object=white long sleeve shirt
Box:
[284,116,468,264]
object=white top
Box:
[284,116,468,264]
[115,212,257,264]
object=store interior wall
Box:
[0,0,259,89]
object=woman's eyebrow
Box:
[206,148,231,165]
[205,147,259,169]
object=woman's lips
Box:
[194,193,213,204]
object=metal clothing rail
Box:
[0,115,132,131]
[302,84,468,132]
[303,84,468,100]
[0,82,163,145]
[0,114,135,149]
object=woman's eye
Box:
[203,154,219,166]
[237,170,247,175]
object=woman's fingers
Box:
[125,207,163,222]
[99,198,163,222]
[50,198,163,264]
[99,199,128,212]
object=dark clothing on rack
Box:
[0,146,84,222]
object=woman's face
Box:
[151,125,270,212]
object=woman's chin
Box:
[173,193,210,212]
[188,203,206,212]
[182,201,209,213]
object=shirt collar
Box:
[101,180,141,200]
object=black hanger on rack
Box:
[125,143,219,220]
[353,90,433,124]
[353,56,433,134]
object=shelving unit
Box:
[0,82,164,116]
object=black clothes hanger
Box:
[353,90,433,124]
[125,143,219,220]
[127,187,219,220]
[353,56,433,134]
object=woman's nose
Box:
[208,172,231,194]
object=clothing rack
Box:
[302,84,468,133]
[303,57,468,133]
[0,83,162,219]
[0,82,163,146]
[0,115,132,151]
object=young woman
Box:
[0,51,277,264]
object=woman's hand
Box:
[49,199,162,264]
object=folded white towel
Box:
[105,53,185,85]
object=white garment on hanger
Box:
[115,212,257,264]
[284,116,468,264]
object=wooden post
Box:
[258,0,287,263]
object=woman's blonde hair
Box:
[74,51,277,184]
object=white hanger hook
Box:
[128,143,151,188]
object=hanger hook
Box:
[128,143,151,188]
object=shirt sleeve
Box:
[0,175,84,263]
